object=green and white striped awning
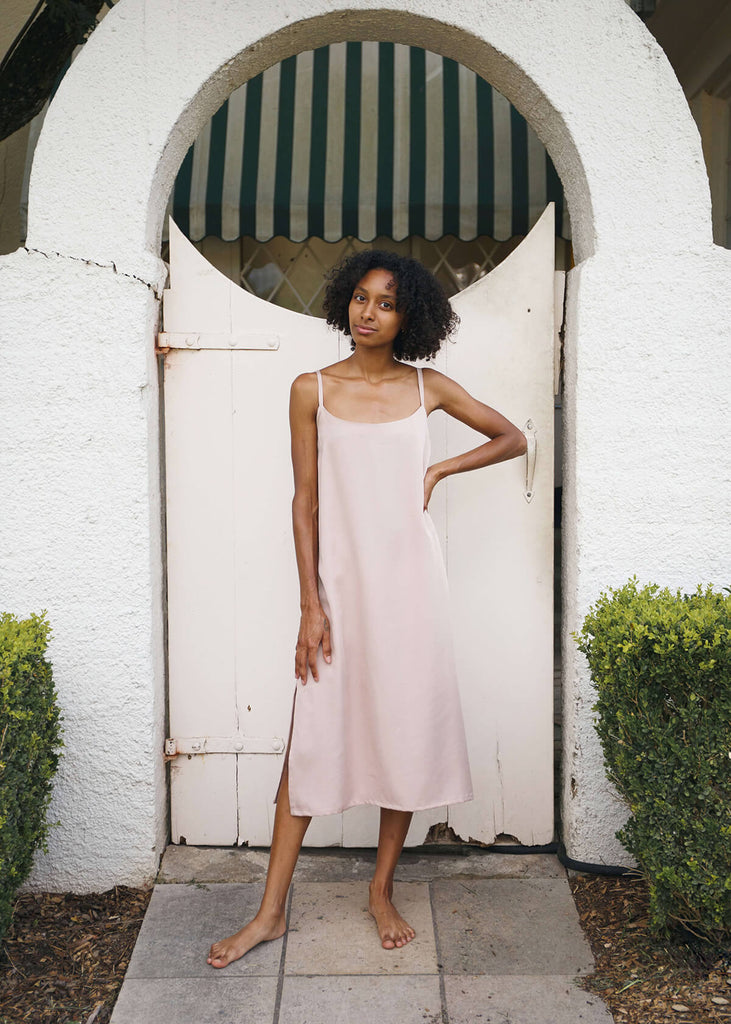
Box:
[168,42,569,244]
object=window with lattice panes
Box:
[161,235,572,315]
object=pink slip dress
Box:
[285,365,473,816]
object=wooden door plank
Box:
[230,316,342,847]
[165,349,239,843]
[170,754,237,846]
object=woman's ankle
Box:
[257,900,287,922]
[368,879,394,901]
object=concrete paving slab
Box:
[110,976,278,1024]
[125,884,281,978]
[445,975,614,1023]
[398,851,564,881]
[432,879,594,976]
[158,845,270,883]
[285,881,438,975]
[278,975,443,1024]
[158,844,564,884]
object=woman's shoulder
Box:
[291,371,318,393]
[420,366,447,382]
[290,372,320,418]
[420,365,451,395]
[291,361,350,412]
[420,366,468,412]
[291,370,319,390]
[294,359,356,397]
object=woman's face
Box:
[348,268,405,348]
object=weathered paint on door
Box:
[163,207,556,847]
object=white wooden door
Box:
[163,206,556,847]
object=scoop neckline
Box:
[318,404,425,426]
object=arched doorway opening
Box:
[158,40,567,849]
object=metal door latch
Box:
[523,420,537,503]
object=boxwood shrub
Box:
[0,612,63,940]
[575,579,731,942]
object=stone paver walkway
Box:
[110,847,614,1023]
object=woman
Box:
[208,250,526,967]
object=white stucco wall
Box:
[562,247,731,864]
[0,248,167,889]
[0,0,728,888]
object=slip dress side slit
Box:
[279,365,473,816]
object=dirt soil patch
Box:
[572,874,731,1024]
[0,887,151,1024]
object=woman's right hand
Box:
[295,605,332,684]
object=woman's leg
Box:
[368,808,415,949]
[207,766,311,968]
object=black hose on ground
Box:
[556,840,638,877]
[411,838,638,877]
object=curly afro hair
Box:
[322,249,459,361]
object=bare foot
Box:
[368,884,415,949]
[207,911,286,968]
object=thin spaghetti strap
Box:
[416,367,425,408]
[315,369,323,408]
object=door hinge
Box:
[164,735,285,757]
[157,332,280,351]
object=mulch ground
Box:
[0,888,151,1024]
[572,874,731,1024]
[0,875,729,1023]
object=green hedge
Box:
[575,579,731,941]
[0,612,63,940]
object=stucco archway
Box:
[1,0,729,890]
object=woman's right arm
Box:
[290,373,331,684]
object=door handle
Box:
[523,419,537,503]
